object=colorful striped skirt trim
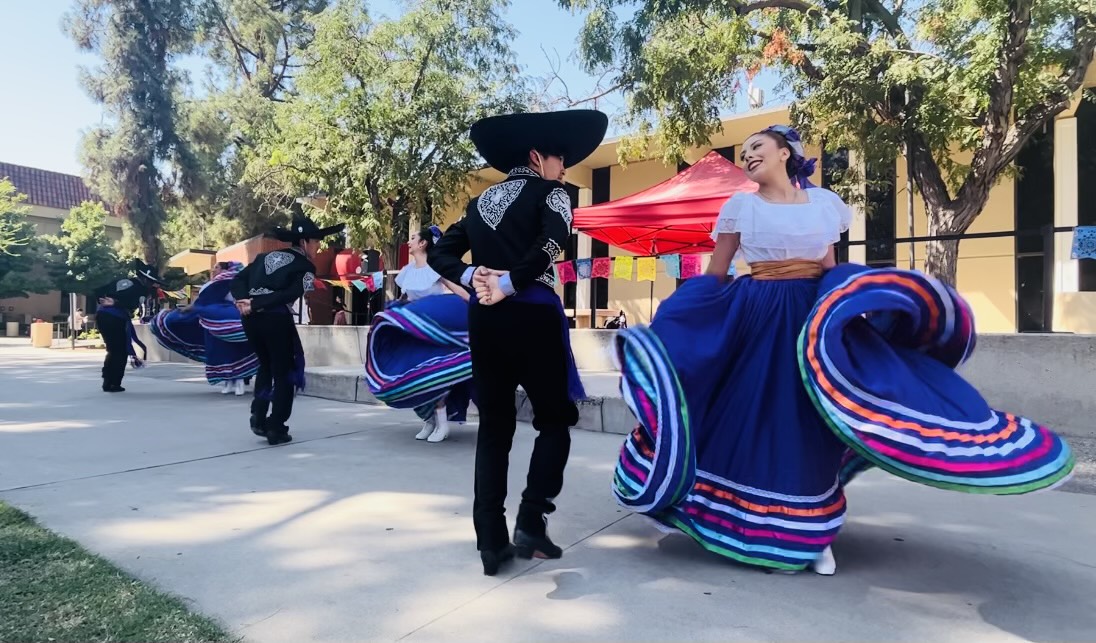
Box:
[798,266,1074,494]
[364,296,472,412]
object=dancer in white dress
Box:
[393,225,470,442]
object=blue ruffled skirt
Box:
[613,264,1073,571]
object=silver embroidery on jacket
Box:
[264,251,294,275]
[508,166,539,178]
[542,238,563,261]
[302,272,315,292]
[115,278,133,291]
[249,287,275,296]
[477,180,525,230]
[545,188,573,226]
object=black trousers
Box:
[468,300,579,552]
[242,312,299,428]
[98,313,129,387]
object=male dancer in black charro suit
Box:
[429,109,607,575]
[231,214,345,445]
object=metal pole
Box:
[649,279,654,321]
[70,292,77,350]
[906,143,916,270]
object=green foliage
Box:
[0,179,32,256]
[66,0,204,267]
[40,201,123,296]
[165,0,331,252]
[78,328,102,340]
[0,179,47,299]
[249,0,527,268]
[563,0,1096,282]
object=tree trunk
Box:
[922,207,961,286]
[383,208,411,300]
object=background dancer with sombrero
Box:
[93,259,163,393]
[429,109,607,576]
[230,214,345,446]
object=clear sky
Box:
[0,1,775,176]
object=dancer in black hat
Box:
[93,259,163,392]
[429,109,607,575]
[230,215,345,445]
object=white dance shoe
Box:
[427,409,450,443]
[415,415,436,440]
[811,546,836,576]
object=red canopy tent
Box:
[573,150,758,256]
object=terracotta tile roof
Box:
[0,162,99,211]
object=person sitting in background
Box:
[333,299,349,325]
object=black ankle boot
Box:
[265,425,292,446]
[514,528,562,560]
[249,414,267,437]
[480,544,515,576]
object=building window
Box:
[1079,90,1096,292]
[714,146,736,163]
[590,167,610,310]
[563,182,581,311]
[865,160,896,267]
[1015,120,1055,331]
[823,145,850,263]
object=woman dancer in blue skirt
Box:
[611,125,1073,576]
[365,225,471,443]
[151,261,259,393]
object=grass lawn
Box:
[0,501,234,643]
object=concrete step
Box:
[302,367,637,435]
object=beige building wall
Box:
[892,153,1019,333]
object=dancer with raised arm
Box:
[610,125,1074,575]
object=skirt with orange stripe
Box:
[612,264,1073,571]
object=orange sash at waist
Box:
[749,260,823,280]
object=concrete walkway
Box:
[3,340,1096,642]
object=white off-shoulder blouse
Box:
[710,189,853,263]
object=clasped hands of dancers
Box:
[108,107,1075,580]
[469,267,511,306]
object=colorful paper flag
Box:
[613,256,634,280]
[352,278,368,292]
[364,275,376,291]
[592,257,612,279]
[661,255,681,279]
[576,258,592,279]
[637,257,657,281]
[681,255,702,279]
[557,261,577,284]
[372,271,384,289]
[1071,226,1096,260]
[552,262,560,284]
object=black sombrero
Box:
[470,109,609,173]
[273,215,346,243]
[133,259,165,284]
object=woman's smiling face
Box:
[740,132,790,183]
